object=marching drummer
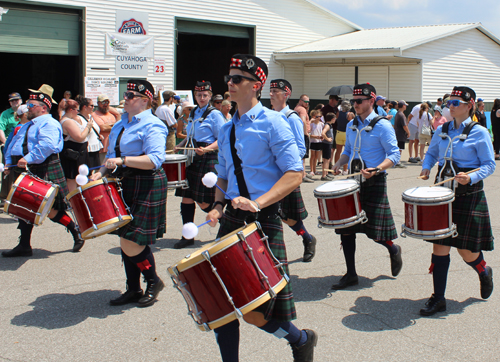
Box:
[206,54,317,362]
[419,86,495,316]
[90,79,168,307]
[330,83,402,290]
[269,78,317,262]
[2,84,85,257]
[173,80,225,249]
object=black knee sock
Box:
[290,220,312,243]
[466,252,489,276]
[214,319,240,362]
[258,320,306,346]
[50,210,80,240]
[341,234,357,276]
[431,254,450,300]
[375,240,398,255]
[18,220,34,249]
[180,203,196,238]
[129,245,159,283]
[121,250,142,291]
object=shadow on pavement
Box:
[290,274,395,302]
[0,249,68,271]
[342,296,484,331]
[11,289,136,330]
[0,217,18,224]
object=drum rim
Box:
[66,177,118,200]
[167,222,259,274]
[401,223,457,240]
[402,186,454,203]
[314,180,359,196]
[34,185,59,225]
[163,154,188,163]
[81,216,132,239]
[195,277,288,331]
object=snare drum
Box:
[66,178,133,239]
[3,172,59,225]
[168,222,288,331]
[162,154,188,189]
[314,179,367,229]
[401,186,458,240]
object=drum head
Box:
[403,186,454,203]
[164,154,188,163]
[314,179,359,196]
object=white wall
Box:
[404,28,500,102]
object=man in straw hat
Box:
[2,84,85,257]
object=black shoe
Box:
[390,244,403,277]
[109,289,143,306]
[302,235,316,263]
[331,273,359,290]
[291,329,318,362]
[2,244,33,257]
[420,294,446,316]
[138,278,165,307]
[173,237,194,249]
[72,234,85,252]
[480,266,493,299]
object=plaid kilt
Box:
[111,168,167,245]
[280,187,308,221]
[175,152,217,204]
[335,174,397,241]
[14,158,69,211]
[217,209,296,322]
[427,181,494,252]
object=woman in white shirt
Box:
[77,96,103,169]
[415,103,434,162]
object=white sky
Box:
[315,0,500,38]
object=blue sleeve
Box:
[342,121,354,158]
[379,120,400,166]
[289,114,306,158]
[210,111,225,141]
[422,127,443,170]
[24,122,63,164]
[469,127,496,184]
[144,122,168,169]
[215,126,228,181]
[270,114,303,173]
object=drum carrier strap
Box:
[437,120,479,195]
[113,127,157,177]
[284,110,299,119]
[184,106,217,163]
[11,123,58,168]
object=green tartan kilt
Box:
[111,168,167,245]
[427,181,494,252]
[280,187,308,221]
[335,174,397,241]
[175,152,217,204]
[217,209,297,322]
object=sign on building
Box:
[84,77,120,105]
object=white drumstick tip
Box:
[76,174,88,186]
[202,172,218,188]
[182,222,199,239]
[78,164,89,176]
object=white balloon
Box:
[78,164,89,176]
[182,222,199,239]
[202,172,218,188]
[0,163,4,173]
[76,174,88,186]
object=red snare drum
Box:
[162,154,188,189]
[401,186,457,240]
[168,222,288,331]
[3,172,59,225]
[314,179,368,229]
[66,178,133,239]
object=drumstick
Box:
[166,150,174,154]
[176,147,216,152]
[430,168,480,187]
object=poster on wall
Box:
[173,90,194,105]
[84,77,120,105]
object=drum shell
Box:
[162,155,187,189]
[4,173,58,225]
[66,178,132,239]
[168,223,286,330]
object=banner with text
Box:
[105,32,154,57]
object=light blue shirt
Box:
[106,109,167,170]
[377,105,388,117]
[216,102,303,200]
[5,114,63,166]
[388,108,397,125]
[422,117,495,185]
[186,104,225,143]
[281,105,306,158]
[342,111,400,171]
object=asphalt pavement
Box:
[1,149,499,362]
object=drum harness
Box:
[437,121,480,196]
[184,106,216,166]
[348,115,385,187]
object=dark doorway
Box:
[176,33,250,95]
[0,53,80,118]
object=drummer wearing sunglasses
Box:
[204,54,318,362]
[419,86,495,316]
[330,83,402,290]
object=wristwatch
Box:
[121,156,126,166]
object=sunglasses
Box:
[214,101,222,104]
[350,98,371,105]
[123,92,144,100]
[301,99,310,104]
[27,102,42,108]
[224,74,258,84]
[447,99,468,107]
